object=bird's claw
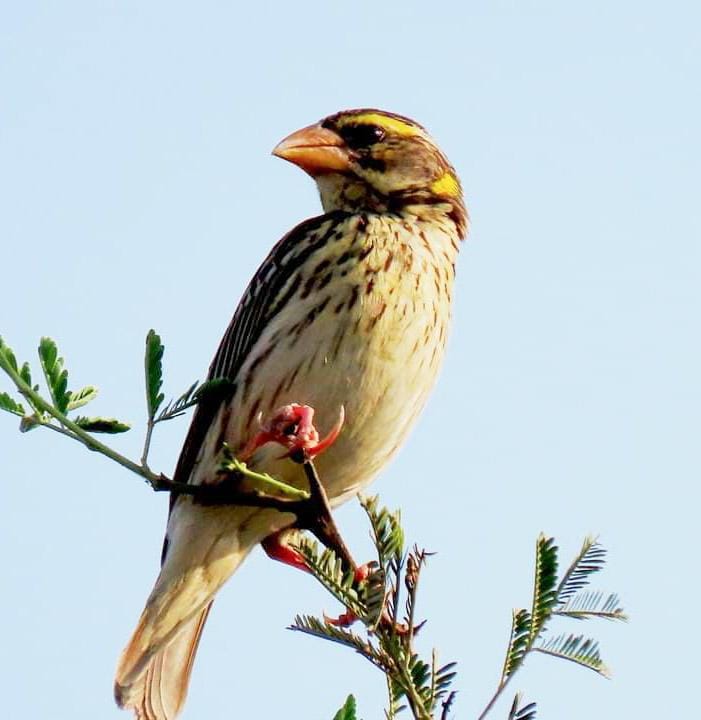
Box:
[240,403,345,461]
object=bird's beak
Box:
[272,123,350,176]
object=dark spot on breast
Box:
[284,365,301,392]
[330,326,346,361]
[269,378,286,410]
[242,346,274,399]
[268,272,302,316]
[245,397,261,435]
[358,244,373,262]
[347,285,359,310]
[367,302,387,330]
[313,258,332,276]
[318,272,333,290]
[300,275,316,300]
[290,297,331,347]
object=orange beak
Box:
[272,123,350,176]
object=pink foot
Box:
[261,531,309,573]
[240,403,344,461]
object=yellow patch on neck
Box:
[345,113,421,137]
[430,172,461,198]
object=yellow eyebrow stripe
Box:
[344,113,421,137]
[430,172,461,198]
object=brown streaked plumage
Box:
[115,108,467,719]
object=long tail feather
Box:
[115,603,212,720]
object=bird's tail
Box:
[114,602,212,720]
[114,502,279,720]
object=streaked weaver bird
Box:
[115,108,468,719]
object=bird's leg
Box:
[292,457,358,573]
[261,529,309,573]
[238,402,356,569]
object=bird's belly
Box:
[228,280,449,503]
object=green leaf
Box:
[293,537,368,620]
[74,416,131,434]
[332,695,357,720]
[290,614,388,672]
[361,495,404,571]
[508,694,537,720]
[156,377,235,423]
[535,633,610,677]
[556,536,607,606]
[18,361,44,414]
[156,380,200,423]
[67,385,98,411]
[555,591,627,622]
[433,661,458,703]
[144,329,164,420]
[0,391,25,416]
[501,609,532,682]
[407,653,431,701]
[38,337,71,413]
[19,361,32,387]
[0,337,19,373]
[361,563,386,629]
[530,535,559,641]
[195,376,234,402]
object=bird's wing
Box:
[169,212,344,492]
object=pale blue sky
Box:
[1,2,698,719]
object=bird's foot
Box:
[240,403,344,461]
[261,530,309,573]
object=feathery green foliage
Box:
[291,497,457,720]
[556,536,607,605]
[67,385,98,411]
[155,377,234,423]
[529,535,559,641]
[291,614,388,669]
[508,694,537,720]
[556,590,627,621]
[501,609,531,682]
[0,391,25,416]
[333,695,358,720]
[0,336,131,437]
[38,337,71,413]
[144,329,165,420]
[74,416,131,434]
[0,337,19,373]
[480,535,626,719]
[294,538,368,621]
[535,634,610,677]
[156,380,200,422]
[362,495,404,571]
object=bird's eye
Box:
[339,123,386,149]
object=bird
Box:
[114,108,468,719]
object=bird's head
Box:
[273,108,467,238]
